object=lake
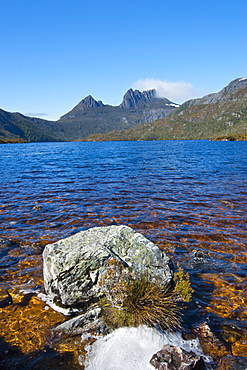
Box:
[0,140,246,368]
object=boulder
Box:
[150,344,205,370]
[43,225,174,313]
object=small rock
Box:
[191,322,228,358]
[190,249,211,270]
[219,200,236,209]
[150,344,205,369]
[182,330,197,341]
[32,204,42,210]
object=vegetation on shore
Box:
[211,134,247,141]
[99,259,193,331]
[100,274,182,330]
[0,138,29,144]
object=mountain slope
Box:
[185,77,247,107]
[0,109,64,142]
[81,78,247,141]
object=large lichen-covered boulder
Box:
[43,225,174,313]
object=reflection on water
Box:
[0,140,246,366]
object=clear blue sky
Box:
[1,0,246,120]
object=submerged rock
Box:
[190,249,211,270]
[191,322,228,359]
[43,225,174,313]
[150,344,205,369]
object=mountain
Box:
[61,95,104,117]
[81,78,247,142]
[1,78,247,143]
[58,89,178,139]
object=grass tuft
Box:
[99,261,182,331]
[122,276,182,330]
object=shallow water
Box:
[0,140,246,367]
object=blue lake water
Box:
[0,140,247,365]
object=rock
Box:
[43,225,174,313]
[120,88,157,109]
[142,107,175,122]
[191,322,228,359]
[32,204,42,210]
[51,306,109,337]
[190,249,211,270]
[150,344,206,369]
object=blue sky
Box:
[1,0,246,120]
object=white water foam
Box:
[84,326,211,370]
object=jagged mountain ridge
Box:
[119,88,174,109]
[81,78,247,142]
[55,88,178,140]
[120,88,157,109]
[61,88,177,117]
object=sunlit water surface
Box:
[0,140,246,367]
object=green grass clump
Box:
[100,271,182,331]
[123,276,182,330]
[173,267,194,302]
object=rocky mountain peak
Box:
[119,88,159,109]
[78,95,104,109]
